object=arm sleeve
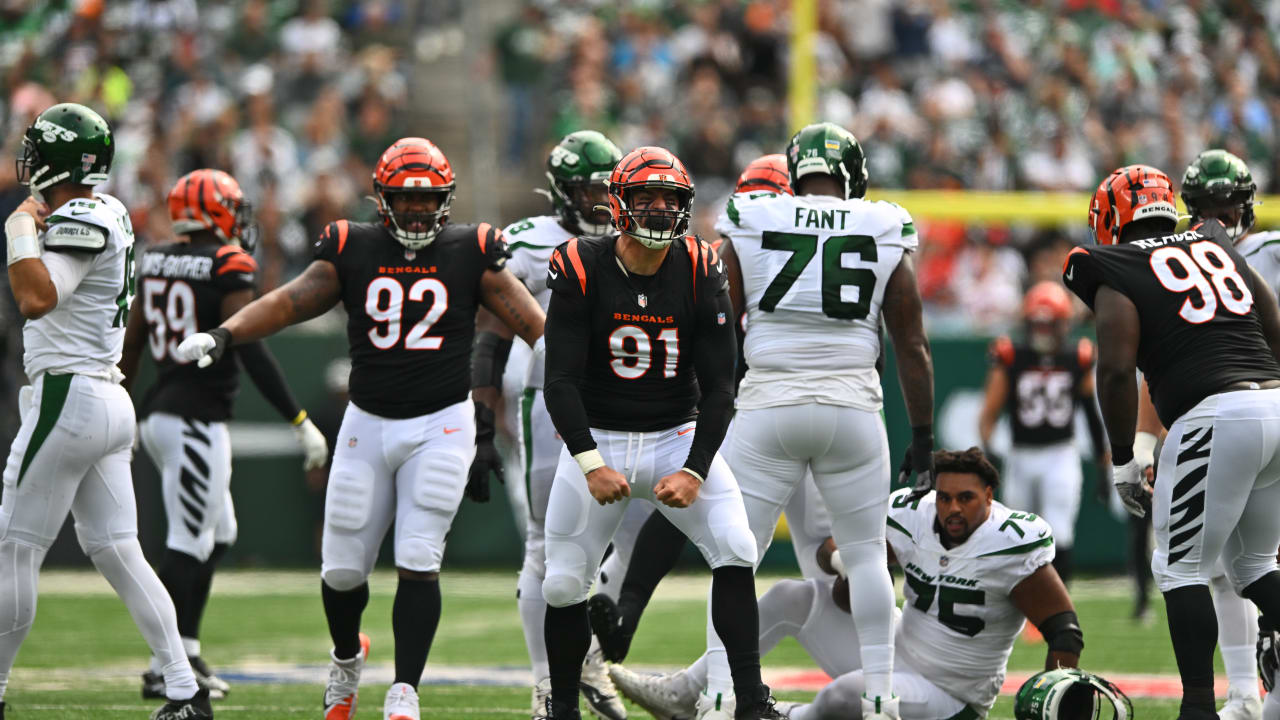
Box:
[1062,246,1102,309]
[1078,339,1108,455]
[236,340,305,422]
[682,263,737,479]
[41,249,95,307]
[542,287,596,455]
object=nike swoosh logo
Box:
[71,209,90,216]
[1038,530,1048,537]
[548,269,560,279]
[1065,265,1074,281]
[677,428,694,436]
[444,427,462,434]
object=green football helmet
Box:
[785,122,867,200]
[1014,668,1132,720]
[546,130,622,236]
[1181,149,1256,241]
[16,103,113,203]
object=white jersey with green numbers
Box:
[1237,230,1280,296]
[886,488,1054,713]
[22,193,135,382]
[502,214,575,312]
[718,192,917,411]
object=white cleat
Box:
[384,681,421,720]
[324,633,370,720]
[581,648,627,720]
[771,701,803,718]
[861,694,900,720]
[608,664,698,720]
[532,678,552,720]
[696,690,735,720]
[1218,688,1263,720]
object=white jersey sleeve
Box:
[501,215,574,313]
[1239,230,1280,298]
[23,193,135,382]
[724,193,917,411]
[887,490,1053,712]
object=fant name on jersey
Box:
[886,488,1054,712]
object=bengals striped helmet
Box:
[606,146,694,249]
[167,169,258,253]
[1088,165,1178,245]
[1023,281,1072,322]
[372,137,455,249]
[735,154,792,195]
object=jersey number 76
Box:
[759,231,877,320]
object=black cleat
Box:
[547,697,583,720]
[150,686,213,719]
[588,594,633,663]
[736,684,784,720]
[188,656,230,699]
[142,670,167,699]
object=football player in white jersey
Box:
[776,448,1081,719]
[710,122,935,719]
[471,130,630,720]
[1,103,211,720]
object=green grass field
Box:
[3,571,1204,718]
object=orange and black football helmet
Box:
[1088,165,1178,245]
[1022,281,1074,354]
[372,137,455,249]
[168,169,258,252]
[606,146,694,249]
[735,154,792,195]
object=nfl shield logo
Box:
[638,293,648,308]
[348,437,358,448]
[939,556,949,567]
[405,249,416,260]
[80,153,95,172]
[717,312,726,325]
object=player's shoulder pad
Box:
[316,219,354,258]
[866,199,917,248]
[213,243,258,277]
[724,190,788,229]
[980,503,1054,557]
[502,214,563,244]
[681,235,728,297]
[990,336,1015,367]
[548,236,592,295]
[886,487,929,540]
[1076,337,1095,370]
[43,217,108,253]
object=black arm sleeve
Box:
[236,340,305,422]
[1083,385,1108,459]
[542,288,597,456]
[683,289,737,479]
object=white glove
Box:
[175,332,219,367]
[524,336,546,391]
[1133,431,1159,478]
[293,417,329,471]
[1112,458,1152,518]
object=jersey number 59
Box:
[143,278,196,362]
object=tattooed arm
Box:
[479,267,544,347]
[220,260,342,344]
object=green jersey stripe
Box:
[978,535,1053,557]
[521,388,537,518]
[886,516,912,538]
[19,373,74,485]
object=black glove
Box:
[899,425,934,501]
[1259,616,1279,693]
[465,403,504,503]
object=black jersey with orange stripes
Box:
[138,241,259,421]
[545,234,730,432]
[991,336,1094,446]
[313,219,509,419]
[1063,219,1280,427]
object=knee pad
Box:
[542,573,587,608]
[519,526,547,586]
[1230,554,1280,594]
[322,567,369,592]
[412,452,469,512]
[396,453,469,573]
[325,458,376,531]
[77,525,137,559]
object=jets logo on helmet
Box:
[16,103,114,203]
[785,122,868,200]
[735,154,792,195]
[372,137,456,250]
[1088,165,1178,245]
[1014,668,1132,720]
[545,130,623,237]
[168,169,259,253]
[606,146,695,249]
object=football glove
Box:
[898,426,934,501]
[1259,622,1279,693]
[175,328,231,368]
[466,403,504,503]
[1112,457,1151,518]
[293,416,329,471]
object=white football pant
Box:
[139,413,235,562]
[999,441,1082,548]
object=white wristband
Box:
[574,449,606,476]
[681,467,705,485]
[5,212,40,266]
[829,549,847,578]
[1133,431,1159,468]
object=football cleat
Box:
[770,701,801,719]
[324,632,371,720]
[695,690,733,720]
[735,684,784,720]
[547,698,583,720]
[580,648,627,720]
[588,594,634,663]
[384,682,420,720]
[142,670,167,700]
[1218,687,1262,720]
[608,664,697,720]
[861,694,900,720]
[532,678,552,720]
[189,656,231,699]
[150,686,213,720]
[141,666,227,701]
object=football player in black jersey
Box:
[1063,164,1280,720]
[119,169,329,701]
[978,281,1107,584]
[174,138,545,720]
[535,146,779,720]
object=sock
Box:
[1211,574,1261,698]
[710,566,762,702]
[518,588,550,681]
[157,550,202,641]
[0,541,46,702]
[392,575,442,688]
[322,580,369,660]
[1163,585,1217,712]
[545,601,591,708]
[182,637,201,658]
[617,511,686,637]
[184,543,228,644]
[90,540,197,701]
[1051,547,1073,586]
